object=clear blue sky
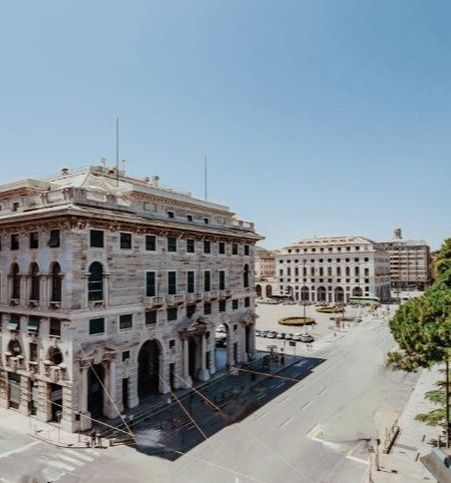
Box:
[0,1,450,250]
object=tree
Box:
[387,238,451,446]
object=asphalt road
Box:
[170,315,418,483]
[0,314,418,483]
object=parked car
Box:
[276,332,286,339]
[267,331,277,339]
[261,330,270,338]
[300,334,315,343]
[255,329,262,337]
[285,333,295,341]
[292,334,303,342]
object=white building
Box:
[255,247,278,298]
[0,164,261,432]
[276,236,391,303]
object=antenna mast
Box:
[204,154,208,201]
[116,117,120,186]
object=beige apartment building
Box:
[276,236,391,303]
[0,164,261,432]
[380,228,431,291]
[255,247,278,298]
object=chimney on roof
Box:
[61,167,70,177]
[393,228,403,240]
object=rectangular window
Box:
[187,214,193,222]
[168,236,177,252]
[120,233,132,249]
[203,240,211,254]
[7,314,20,331]
[186,304,196,318]
[146,235,156,251]
[219,300,226,312]
[48,230,61,248]
[167,211,175,219]
[89,318,105,335]
[232,243,238,255]
[204,217,209,224]
[12,202,19,212]
[219,242,225,254]
[168,271,177,295]
[146,272,156,297]
[119,314,133,330]
[29,232,39,249]
[232,299,239,310]
[187,271,195,293]
[167,307,178,321]
[145,310,157,325]
[204,302,212,315]
[49,318,61,337]
[186,239,195,253]
[122,351,130,362]
[29,343,38,362]
[204,271,211,292]
[244,297,250,307]
[11,234,19,250]
[90,230,104,248]
[219,270,226,290]
[244,245,250,256]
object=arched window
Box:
[88,262,104,301]
[243,264,249,288]
[30,263,40,301]
[50,263,62,302]
[10,263,20,300]
[7,339,22,356]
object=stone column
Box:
[198,334,210,381]
[248,323,257,357]
[36,380,51,423]
[61,383,76,432]
[79,365,91,430]
[158,355,170,394]
[19,276,27,306]
[208,346,216,376]
[19,375,30,416]
[0,370,8,408]
[182,338,192,388]
[41,275,49,308]
[103,360,119,419]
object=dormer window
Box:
[168,211,175,219]
[203,217,209,224]
[187,214,193,222]
[12,202,19,212]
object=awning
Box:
[7,320,19,331]
[27,318,40,333]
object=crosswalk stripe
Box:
[63,449,94,462]
[57,453,85,466]
[47,460,76,472]
[85,448,101,456]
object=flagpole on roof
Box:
[116,117,120,186]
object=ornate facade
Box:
[0,165,261,432]
[276,236,391,303]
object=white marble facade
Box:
[0,165,261,432]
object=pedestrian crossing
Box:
[42,448,101,480]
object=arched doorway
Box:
[352,286,363,297]
[286,286,294,300]
[256,285,262,297]
[88,363,105,418]
[301,286,309,301]
[317,286,327,302]
[334,287,344,303]
[138,340,161,399]
[265,285,273,298]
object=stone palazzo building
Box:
[380,228,431,291]
[276,236,391,303]
[0,165,261,432]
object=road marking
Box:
[0,441,40,459]
[300,401,312,410]
[277,396,290,405]
[57,453,85,466]
[63,449,94,461]
[255,412,268,421]
[317,386,329,396]
[85,448,101,456]
[47,460,76,472]
[275,382,286,389]
[345,455,369,465]
[279,417,293,429]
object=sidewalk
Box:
[367,366,442,482]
